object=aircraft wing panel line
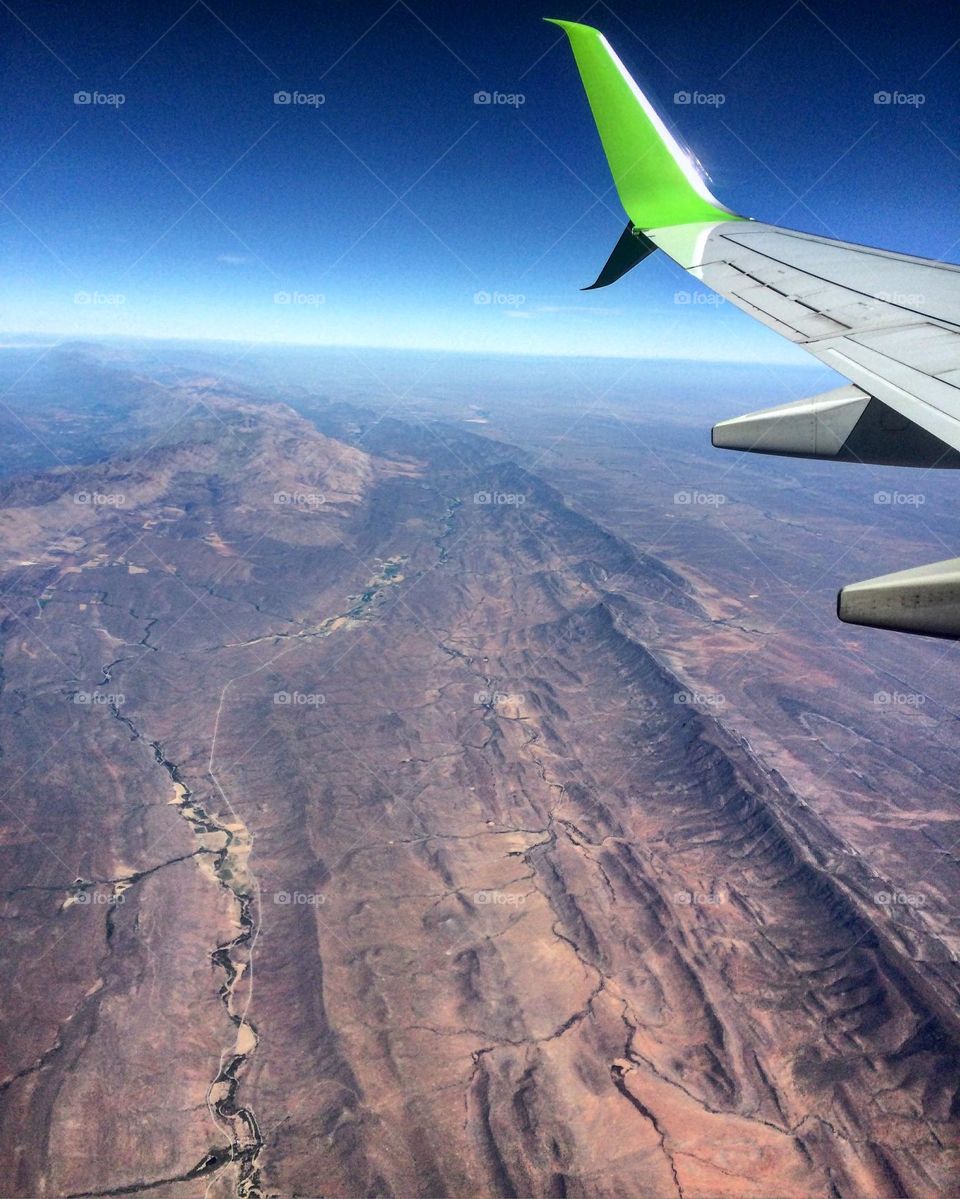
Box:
[709,231,960,332]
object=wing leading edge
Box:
[551,18,960,639]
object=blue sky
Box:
[2,0,958,360]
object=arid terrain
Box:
[0,345,958,1198]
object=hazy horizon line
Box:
[0,330,824,370]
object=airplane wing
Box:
[551,18,960,639]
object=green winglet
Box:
[547,19,742,230]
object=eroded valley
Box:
[0,359,957,1198]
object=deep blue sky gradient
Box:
[2,0,958,358]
